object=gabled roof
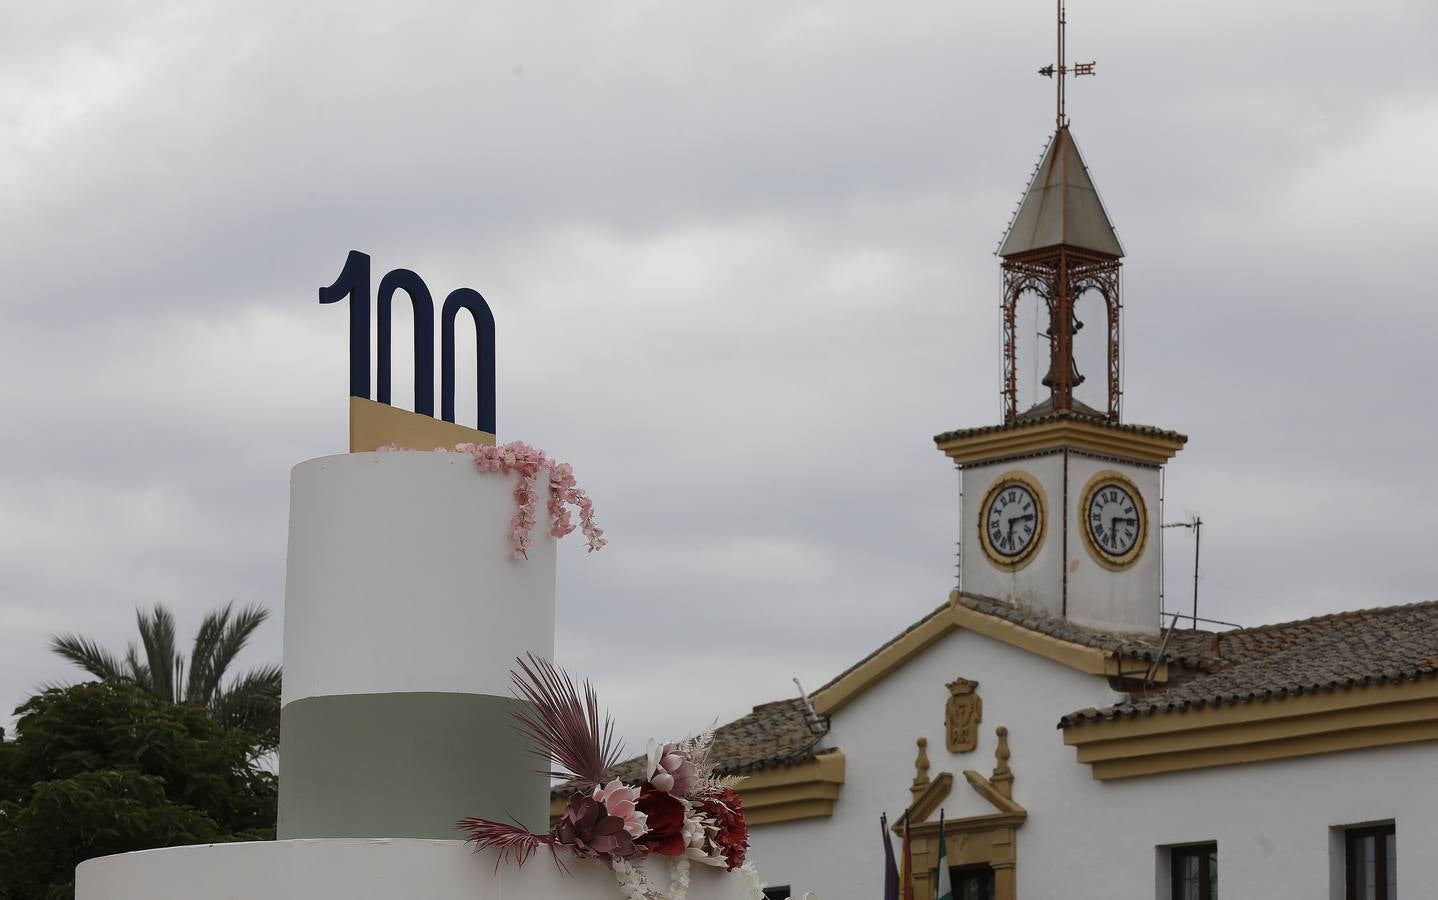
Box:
[807,592,1202,718]
[565,597,1438,790]
[998,127,1124,258]
[1060,599,1438,726]
[561,591,1174,792]
[956,593,1217,671]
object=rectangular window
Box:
[949,864,995,900]
[1346,824,1396,900]
[1169,843,1217,900]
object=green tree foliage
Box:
[0,681,277,899]
[49,602,281,754]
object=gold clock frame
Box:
[1079,470,1148,570]
[977,471,1047,571]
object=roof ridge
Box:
[809,601,950,697]
[1232,597,1438,636]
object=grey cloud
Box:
[3,0,1437,753]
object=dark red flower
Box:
[698,788,748,870]
[636,785,688,856]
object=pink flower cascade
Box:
[454,441,606,559]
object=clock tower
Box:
[935,7,1185,635]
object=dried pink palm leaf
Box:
[510,653,622,786]
[457,817,563,871]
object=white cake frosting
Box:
[75,840,756,900]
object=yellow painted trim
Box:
[1064,677,1438,780]
[810,608,955,716]
[744,797,837,826]
[938,419,1185,466]
[736,751,846,826]
[975,471,1048,572]
[962,769,1024,816]
[810,593,1168,717]
[905,772,955,826]
[953,595,1112,678]
[349,396,496,452]
[1105,655,1168,682]
[1078,470,1149,570]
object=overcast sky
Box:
[3,0,1436,751]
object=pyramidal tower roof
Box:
[998,126,1124,258]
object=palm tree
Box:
[50,602,281,754]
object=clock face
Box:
[1082,473,1147,567]
[980,476,1044,568]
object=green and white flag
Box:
[934,810,953,900]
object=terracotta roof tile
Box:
[1060,599,1438,726]
[955,593,1221,670]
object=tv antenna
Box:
[1162,516,1203,624]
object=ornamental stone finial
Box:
[992,726,1014,800]
[911,737,931,802]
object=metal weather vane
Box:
[1037,0,1096,130]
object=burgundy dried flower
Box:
[635,785,689,857]
[698,788,748,870]
[554,793,641,859]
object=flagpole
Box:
[902,815,914,900]
[934,808,954,900]
[881,813,900,900]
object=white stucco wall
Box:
[747,626,1437,899]
[1062,455,1162,635]
[961,456,1066,617]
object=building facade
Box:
[560,56,1436,900]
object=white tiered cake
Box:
[76,452,753,900]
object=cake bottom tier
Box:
[76,839,754,899]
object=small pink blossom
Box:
[452,440,606,559]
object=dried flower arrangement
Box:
[458,655,770,900]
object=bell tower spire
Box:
[1000,3,1119,423]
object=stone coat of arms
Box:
[946,678,982,752]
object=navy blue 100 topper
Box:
[320,250,496,435]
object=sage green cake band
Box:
[277,692,544,840]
